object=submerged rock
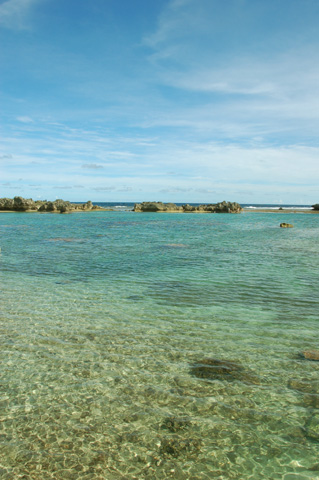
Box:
[280,223,294,228]
[288,378,316,394]
[190,358,259,384]
[288,378,319,409]
[159,435,201,457]
[304,413,319,442]
[161,416,192,432]
[304,394,319,409]
[300,350,319,361]
[163,243,188,248]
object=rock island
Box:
[0,197,107,213]
[133,201,243,213]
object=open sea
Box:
[0,206,319,480]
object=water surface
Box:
[1,211,319,479]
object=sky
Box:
[0,0,319,204]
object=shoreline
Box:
[0,197,318,214]
[1,208,318,214]
[0,197,111,214]
[0,208,319,215]
[0,208,112,213]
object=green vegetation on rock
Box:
[133,201,243,213]
[0,197,101,213]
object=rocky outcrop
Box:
[312,204,319,211]
[133,202,183,212]
[0,197,104,213]
[13,196,39,211]
[1,197,243,213]
[300,350,319,361]
[38,199,73,213]
[0,196,38,211]
[213,201,243,213]
[0,198,15,210]
[280,223,293,228]
[133,201,243,213]
[83,200,93,210]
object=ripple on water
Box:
[0,211,319,479]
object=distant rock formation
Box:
[1,197,243,214]
[0,197,103,213]
[38,199,94,213]
[312,204,319,210]
[133,202,183,212]
[133,201,243,213]
[0,196,39,211]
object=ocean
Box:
[0,207,318,479]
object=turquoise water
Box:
[1,211,319,480]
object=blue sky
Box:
[1,0,319,204]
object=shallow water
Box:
[1,211,319,480]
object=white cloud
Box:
[144,0,194,50]
[117,186,133,192]
[140,0,319,146]
[93,186,116,192]
[162,50,319,102]
[82,163,104,170]
[17,116,34,123]
[0,0,41,29]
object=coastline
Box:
[0,197,318,214]
[1,208,318,214]
[0,197,111,213]
[0,208,112,213]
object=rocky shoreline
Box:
[0,197,108,213]
[0,198,245,214]
[1,197,318,214]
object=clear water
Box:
[0,210,319,480]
